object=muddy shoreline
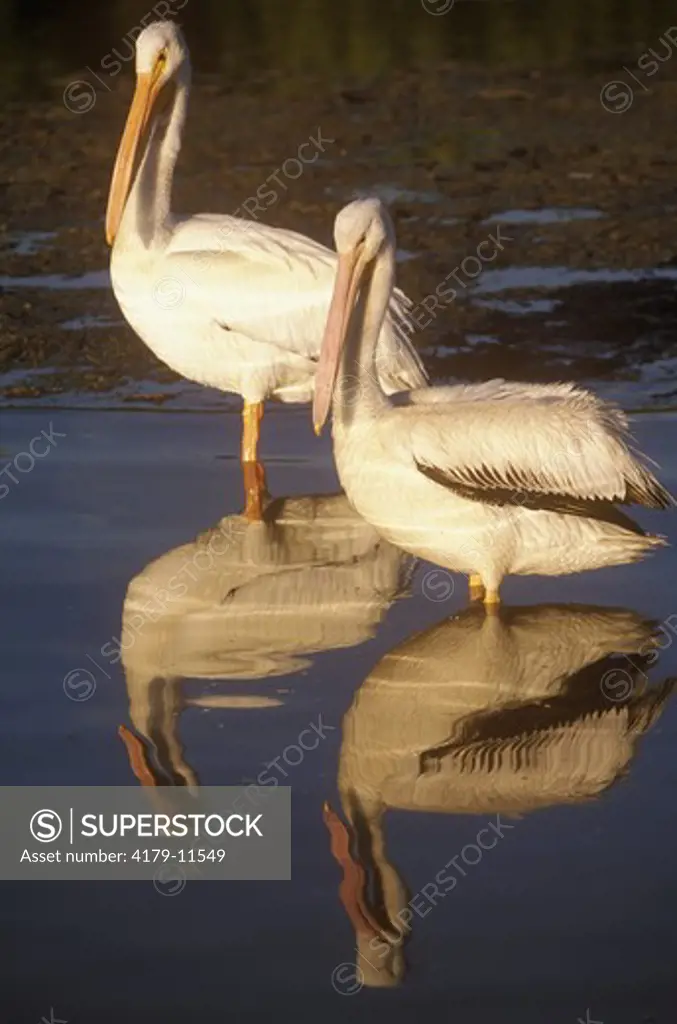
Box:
[2,59,677,402]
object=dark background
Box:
[1,0,676,94]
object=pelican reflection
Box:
[324,602,675,988]
[117,492,413,784]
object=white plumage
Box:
[313,198,673,603]
[404,380,656,503]
[105,22,426,472]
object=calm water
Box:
[2,407,677,1022]
[1,0,676,95]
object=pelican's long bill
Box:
[313,243,366,435]
[105,67,164,246]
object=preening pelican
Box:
[313,197,673,605]
[105,22,426,520]
[324,603,675,987]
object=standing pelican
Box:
[105,22,426,520]
[313,198,673,605]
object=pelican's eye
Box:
[155,49,168,75]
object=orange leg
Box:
[241,400,264,463]
[241,401,265,522]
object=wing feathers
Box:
[415,461,649,535]
[165,214,427,393]
[407,386,674,511]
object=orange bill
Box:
[313,244,366,435]
[105,69,164,245]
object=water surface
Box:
[2,408,676,1022]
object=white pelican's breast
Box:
[111,243,257,397]
[110,237,318,402]
[334,416,507,577]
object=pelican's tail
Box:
[597,529,668,567]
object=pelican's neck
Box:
[334,245,394,429]
[123,73,190,249]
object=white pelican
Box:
[324,602,674,987]
[116,491,413,784]
[105,22,427,520]
[313,197,673,605]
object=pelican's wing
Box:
[403,384,673,508]
[405,379,623,417]
[164,214,427,392]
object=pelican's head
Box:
[334,196,393,264]
[105,20,190,246]
[313,198,395,435]
[134,20,189,80]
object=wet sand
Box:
[3,60,677,402]
[1,407,677,1022]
